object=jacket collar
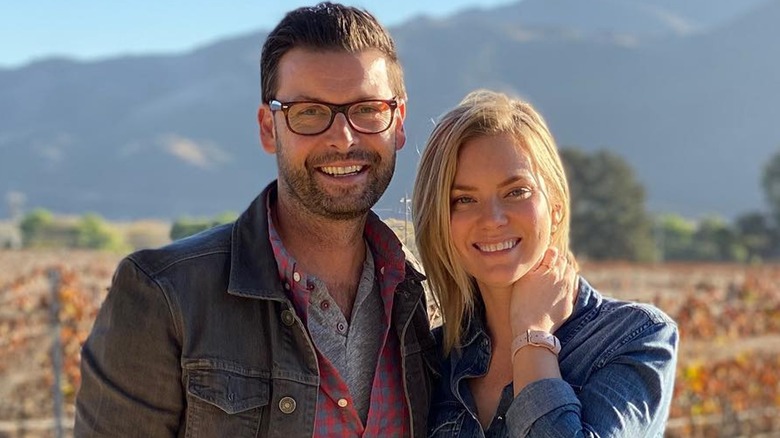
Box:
[451,276,599,369]
[227,182,289,301]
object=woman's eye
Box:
[508,188,531,199]
[451,196,474,205]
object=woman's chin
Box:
[473,269,531,292]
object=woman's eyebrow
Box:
[451,173,534,192]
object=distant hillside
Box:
[1,0,777,219]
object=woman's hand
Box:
[509,247,578,336]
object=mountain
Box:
[442,0,770,37]
[1,0,778,220]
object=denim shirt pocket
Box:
[185,368,270,437]
[428,401,466,437]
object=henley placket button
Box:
[293,272,301,282]
[279,396,297,414]
[281,309,295,326]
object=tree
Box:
[691,216,747,262]
[19,208,54,247]
[75,213,130,252]
[170,211,238,241]
[561,148,655,261]
[762,149,780,227]
[655,213,696,261]
[735,212,776,261]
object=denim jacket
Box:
[428,277,678,437]
[75,182,437,438]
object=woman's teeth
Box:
[475,239,518,253]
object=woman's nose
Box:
[479,198,508,228]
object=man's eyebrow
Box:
[280,95,377,104]
[281,94,321,102]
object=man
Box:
[74,3,436,437]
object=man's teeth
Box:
[476,240,518,253]
[321,165,363,176]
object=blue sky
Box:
[0,0,516,68]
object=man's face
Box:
[259,48,406,220]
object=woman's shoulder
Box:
[601,295,675,327]
[570,278,678,352]
[579,277,676,327]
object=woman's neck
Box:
[478,285,515,353]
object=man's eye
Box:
[295,105,329,116]
[353,104,381,114]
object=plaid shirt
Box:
[268,207,410,437]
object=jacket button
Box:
[281,309,295,326]
[279,396,296,414]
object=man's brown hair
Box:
[260,2,406,103]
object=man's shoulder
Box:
[128,222,233,278]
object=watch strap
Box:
[511,329,561,358]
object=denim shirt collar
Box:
[447,299,491,404]
[448,276,599,388]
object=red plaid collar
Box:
[266,194,407,321]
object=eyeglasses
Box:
[269,98,399,136]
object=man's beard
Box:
[275,139,396,221]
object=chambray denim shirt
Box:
[428,277,678,438]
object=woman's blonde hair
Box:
[412,90,577,354]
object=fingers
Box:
[534,247,559,273]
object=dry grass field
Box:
[1,249,778,437]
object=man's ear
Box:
[394,99,407,151]
[258,104,277,154]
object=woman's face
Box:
[449,133,554,291]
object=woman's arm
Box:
[507,319,678,437]
[506,249,678,436]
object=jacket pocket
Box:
[185,368,270,437]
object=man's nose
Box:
[325,112,355,150]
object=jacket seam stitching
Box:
[134,248,231,276]
[595,318,667,369]
[126,257,184,342]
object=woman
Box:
[413,90,678,437]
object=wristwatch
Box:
[511,329,561,357]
